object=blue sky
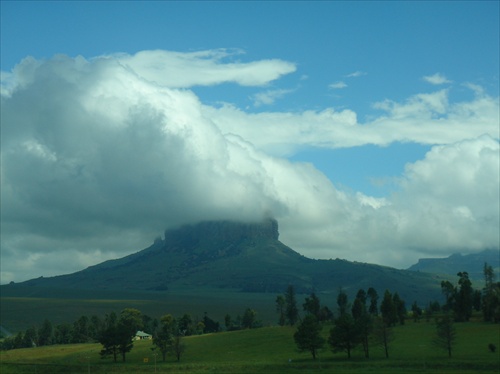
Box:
[1,1,499,282]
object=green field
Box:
[1,319,499,373]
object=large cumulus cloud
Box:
[1,50,498,283]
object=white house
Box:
[135,330,152,340]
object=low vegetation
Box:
[1,319,499,373]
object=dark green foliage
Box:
[275,295,286,326]
[98,308,143,362]
[284,285,299,326]
[367,287,379,316]
[482,263,500,322]
[411,301,422,322]
[393,292,406,325]
[303,292,321,320]
[434,314,456,357]
[455,272,473,322]
[380,290,397,327]
[99,312,120,362]
[337,289,349,317]
[328,313,360,359]
[178,314,195,336]
[37,319,52,346]
[153,314,174,361]
[293,315,325,360]
[352,289,372,358]
[203,313,220,333]
[241,308,258,329]
[441,280,456,312]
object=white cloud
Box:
[423,73,452,85]
[1,51,498,282]
[329,81,347,89]
[113,49,297,88]
[345,71,367,78]
[207,88,498,156]
[251,88,295,107]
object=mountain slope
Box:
[7,219,443,303]
[407,249,500,280]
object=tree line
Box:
[0,305,260,362]
[2,262,498,362]
[287,262,499,360]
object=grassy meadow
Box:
[1,318,499,373]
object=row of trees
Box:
[290,263,499,360]
[441,264,500,323]
[290,287,404,360]
[0,306,260,361]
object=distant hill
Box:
[407,249,500,281]
[4,218,443,304]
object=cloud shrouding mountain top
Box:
[1,50,499,283]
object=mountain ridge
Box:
[5,218,445,303]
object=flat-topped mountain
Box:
[7,219,443,303]
[407,249,500,280]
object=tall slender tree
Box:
[153,314,175,362]
[367,287,379,316]
[285,285,299,325]
[352,290,372,358]
[434,315,456,357]
[275,295,286,326]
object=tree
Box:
[303,292,321,320]
[380,290,397,327]
[455,272,473,322]
[352,290,372,358]
[276,295,286,326]
[171,334,186,362]
[22,326,37,348]
[328,313,360,359]
[294,315,325,360]
[72,315,89,343]
[99,312,120,362]
[367,287,379,316]
[434,315,456,357]
[393,293,406,325]
[482,263,500,322]
[117,308,143,361]
[99,309,143,362]
[440,280,456,312]
[224,314,234,331]
[153,314,174,362]
[337,289,349,317]
[372,318,394,358]
[285,285,299,326]
[202,313,220,333]
[54,323,73,345]
[178,314,194,336]
[37,319,53,346]
[411,301,422,322]
[241,308,258,329]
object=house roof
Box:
[136,330,152,337]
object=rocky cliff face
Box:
[160,218,280,250]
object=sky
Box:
[1,1,499,284]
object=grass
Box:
[1,319,499,373]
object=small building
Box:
[135,330,152,340]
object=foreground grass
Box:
[1,321,499,373]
